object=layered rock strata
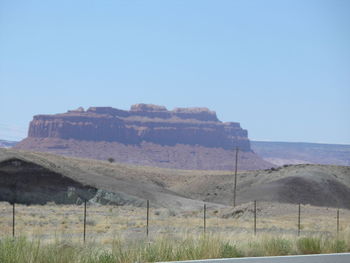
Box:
[15,104,272,170]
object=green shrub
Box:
[331,240,347,253]
[220,242,243,258]
[97,251,115,263]
[297,237,322,254]
[263,237,293,256]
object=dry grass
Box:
[1,201,350,262]
[0,201,349,245]
[1,233,350,263]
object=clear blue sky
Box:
[1,0,349,144]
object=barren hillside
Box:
[173,164,350,209]
[1,148,349,209]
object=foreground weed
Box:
[96,251,115,263]
[244,241,264,257]
[262,237,293,256]
[1,234,349,263]
[220,242,243,258]
[297,237,321,254]
[332,240,347,253]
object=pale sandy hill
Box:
[1,148,349,209]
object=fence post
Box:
[337,208,339,236]
[83,200,87,243]
[146,200,149,237]
[254,200,257,235]
[233,147,239,207]
[204,204,207,234]
[12,202,15,238]
[298,203,301,236]
[12,183,16,238]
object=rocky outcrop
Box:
[25,104,250,150]
[16,104,272,170]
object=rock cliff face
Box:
[16,104,272,170]
[26,104,250,150]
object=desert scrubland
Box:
[1,202,350,262]
[1,148,350,262]
[0,201,349,242]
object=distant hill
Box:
[251,141,350,166]
[0,140,17,148]
[0,148,212,209]
[15,104,272,171]
[1,148,350,209]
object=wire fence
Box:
[0,200,347,244]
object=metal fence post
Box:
[298,203,301,236]
[337,208,340,236]
[146,200,149,237]
[83,200,87,243]
[233,148,239,207]
[12,183,16,238]
[12,202,15,238]
[204,204,207,234]
[254,200,257,235]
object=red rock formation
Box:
[16,104,272,170]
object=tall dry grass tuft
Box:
[1,233,350,263]
[296,237,322,254]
